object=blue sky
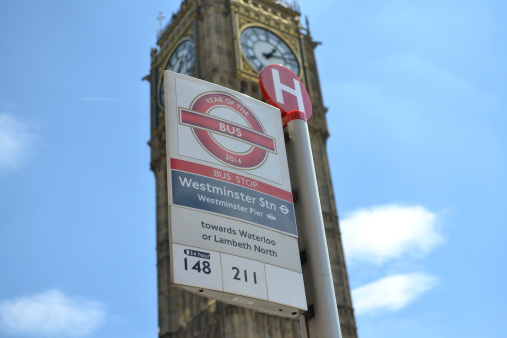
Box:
[0,1,505,337]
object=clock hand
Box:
[176,60,184,73]
[262,48,277,59]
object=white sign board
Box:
[164,71,306,318]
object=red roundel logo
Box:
[179,92,276,169]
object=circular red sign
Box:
[189,92,269,169]
[259,64,312,120]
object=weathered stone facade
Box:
[148,0,358,336]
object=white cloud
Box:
[341,205,444,265]
[0,290,106,337]
[352,273,439,315]
[0,112,36,174]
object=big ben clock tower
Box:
[147,0,358,337]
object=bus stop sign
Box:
[259,64,312,120]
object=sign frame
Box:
[164,71,307,318]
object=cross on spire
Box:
[157,11,165,33]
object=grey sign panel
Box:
[170,206,302,272]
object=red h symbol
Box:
[259,64,312,121]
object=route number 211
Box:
[232,267,257,284]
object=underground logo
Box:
[179,92,276,169]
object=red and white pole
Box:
[260,65,342,338]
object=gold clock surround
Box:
[231,0,304,83]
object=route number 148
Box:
[184,258,211,274]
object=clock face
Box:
[240,26,300,75]
[159,40,195,108]
[166,40,195,75]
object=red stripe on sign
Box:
[180,109,276,153]
[170,158,293,202]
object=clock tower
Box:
[147,0,358,337]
